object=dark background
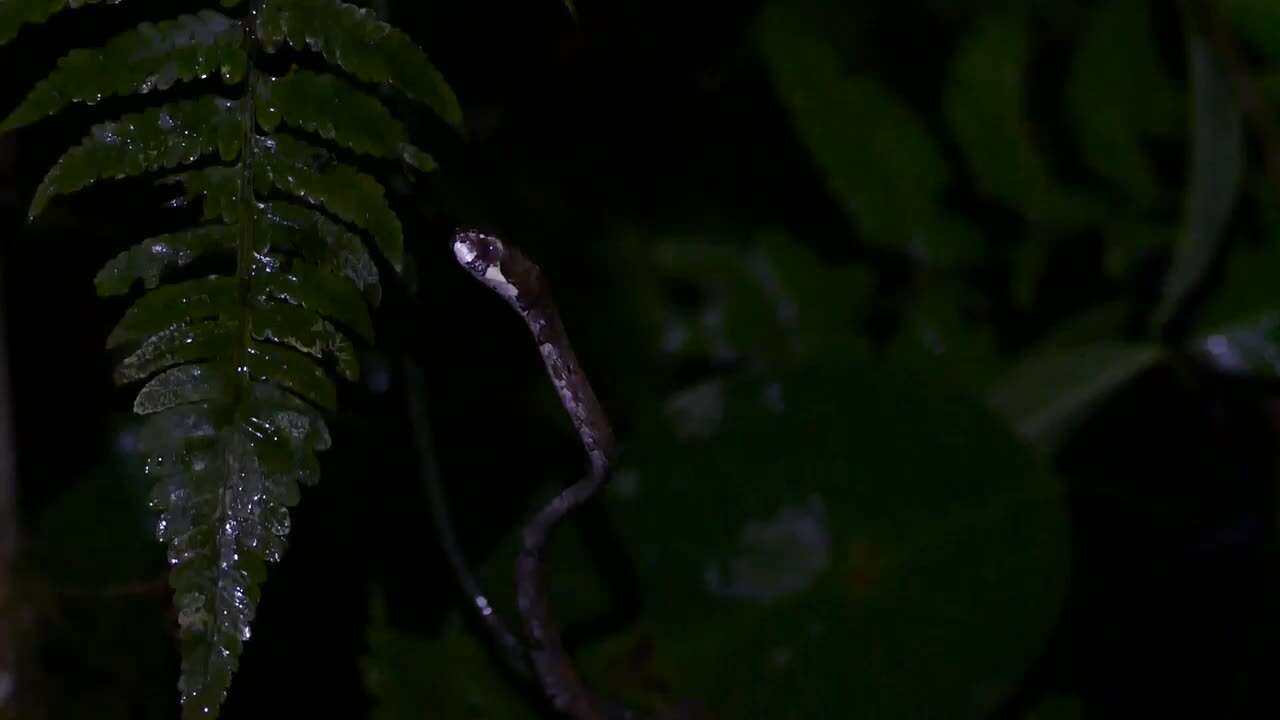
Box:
[3,0,1280,717]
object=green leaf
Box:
[134,363,225,414]
[551,366,1069,717]
[2,11,246,132]
[164,166,239,223]
[255,69,435,171]
[990,342,1164,449]
[144,384,329,715]
[107,276,238,349]
[258,201,381,303]
[116,319,238,384]
[945,14,1040,206]
[30,96,242,219]
[96,225,238,297]
[1152,30,1244,333]
[1067,0,1179,206]
[256,0,463,130]
[246,341,337,410]
[885,282,1004,388]
[251,302,359,381]
[258,262,374,341]
[945,12,1099,225]
[4,0,457,714]
[755,4,965,263]
[0,0,138,48]
[255,134,404,272]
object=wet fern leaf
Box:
[0,1,461,717]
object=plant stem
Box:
[400,356,532,680]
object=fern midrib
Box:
[208,8,261,705]
[234,12,259,401]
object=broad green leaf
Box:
[485,366,1070,717]
[756,4,963,262]
[1067,0,1179,206]
[945,13,1099,225]
[256,70,435,171]
[96,225,238,296]
[1152,31,1244,333]
[886,282,1003,388]
[30,96,242,219]
[254,134,404,272]
[2,11,245,131]
[256,0,463,130]
[750,228,874,360]
[945,14,1042,208]
[990,342,1164,449]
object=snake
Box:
[452,230,618,720]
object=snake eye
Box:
[452,230,506,274]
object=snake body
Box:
[453,231,616,720]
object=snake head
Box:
[452,230,527,302]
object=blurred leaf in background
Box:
[598,365,1069,717]
[1153,24,1244,333]
[755,3,979,269]
[369,360,1071,718]
[1067,0,1180,210]
[945,11,1101,227]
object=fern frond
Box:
[30,96,242,219]
[1,10,245,132]
[1,0,138,47]
[256,69,436,172]
[96,225,238,295]
[1,0,461,716]
[256,0,463,129]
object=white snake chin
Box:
[483,264,520,298]
[452,238,478,265]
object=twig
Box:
[453,231,618,720]
[400,356,532,681]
